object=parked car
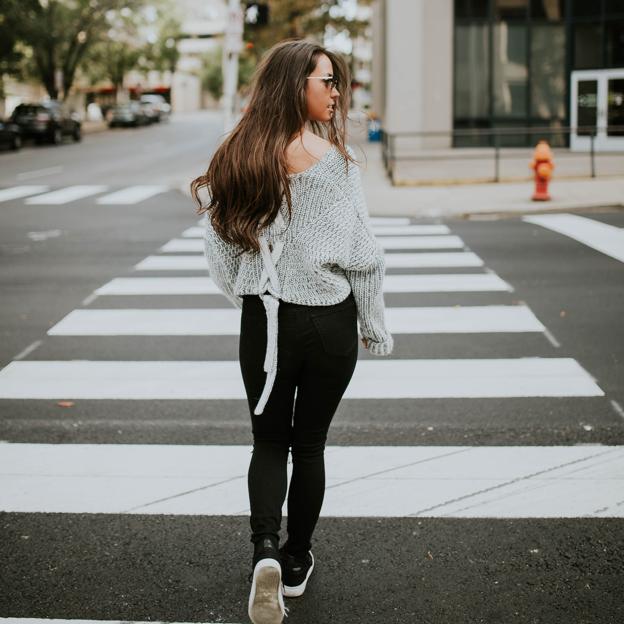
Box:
[139,94,171,122]
[0,119,22,150]
[138,99,159,124]
[108,101,150,127]
[10,101,81,145]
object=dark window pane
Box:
[454,0,489,19]
[605,0,624,16]
[571,0,602,18]
[494,0,528,19]
[531,25,566,119]
[576,80,598,135]
[573,23,603,69]
[491,119,530,146]
[530,0,565,20]
[454,23,490,118]
[493,22,528,115]
[607,78,624,136]
[606,20,624,66]
[453,119,492,147]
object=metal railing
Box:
[380,126,624,185]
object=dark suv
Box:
[10,101,81,145]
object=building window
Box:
[454,23,490,120]
[605,19,624,66]
[455,0,489,19]
[605,0,624,16]
[494,0,528,20]
[573,22,603,69]
[493,21,528,116]
[530,0,565,20]
[571,0,602,18]
[530,24,566,119]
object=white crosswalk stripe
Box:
[194,215,414,228]
[0,443,620,517]
[91,273,512,296]
[135,250,485,270]
[160,235,466,253]
[24,185,109,204]
[0,184,172,205]
[181,224,451,238]
[47,305,545,336]
[95,185,170,204]
[0,185,50,202]
[0,358,604,399]
[523,213,624,264]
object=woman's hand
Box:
[361,337,369,349]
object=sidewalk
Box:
[350,137,624,220]
[178,109,623,219]
[81,119,108,134]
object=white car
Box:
[139,94,171,122]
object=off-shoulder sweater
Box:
[202,143,394,415]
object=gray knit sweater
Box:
[203,143,394,414]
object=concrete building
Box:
[371,0,624,151]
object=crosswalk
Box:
[0,184,171,205]
[1,212,621,623]
[522,213,624,264]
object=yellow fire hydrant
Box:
[529,140,555,201]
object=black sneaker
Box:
[279,545,315,598]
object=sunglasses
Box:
[306,75,339,90]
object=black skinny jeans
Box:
[239,291,359,557]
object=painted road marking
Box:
[181,224,450,238]
[47,305,545,336]
[91,273,512,296]
[195,216,413,227]
[0,443,620,517]
[0,186,50,202]
[25,185,108,205]
[523,213,624,264]
[0,358,603,399]
[134,251,484,271]
[95,185,169,204]
[160,235,466,253]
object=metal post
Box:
[223,0,244,135]
[389,133,395,184]
[590,132,596,178]
[494,131,500,183]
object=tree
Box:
[243,0,372,61]
[1,0,145,101]
[83,1,181,100]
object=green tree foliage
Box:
[200,45,257,102]
[1,0,180,101]
[1,0,147,100]
[244,0,371,62]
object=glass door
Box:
[571,69,624,151]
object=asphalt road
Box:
[0,112,622,624]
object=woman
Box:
[191,39,393,624]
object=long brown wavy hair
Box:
[190,38,356,254]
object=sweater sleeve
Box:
[203,215,244,310]
[339,181,394,356]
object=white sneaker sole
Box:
[282,551,315,598]
[248,557,287,624]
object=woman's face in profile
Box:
[305,53,340,123]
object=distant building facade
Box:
[372,0,624,150]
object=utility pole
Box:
[223,0,244,134]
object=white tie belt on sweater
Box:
[253,212,286,415]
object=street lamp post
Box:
[223,0,244,134]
